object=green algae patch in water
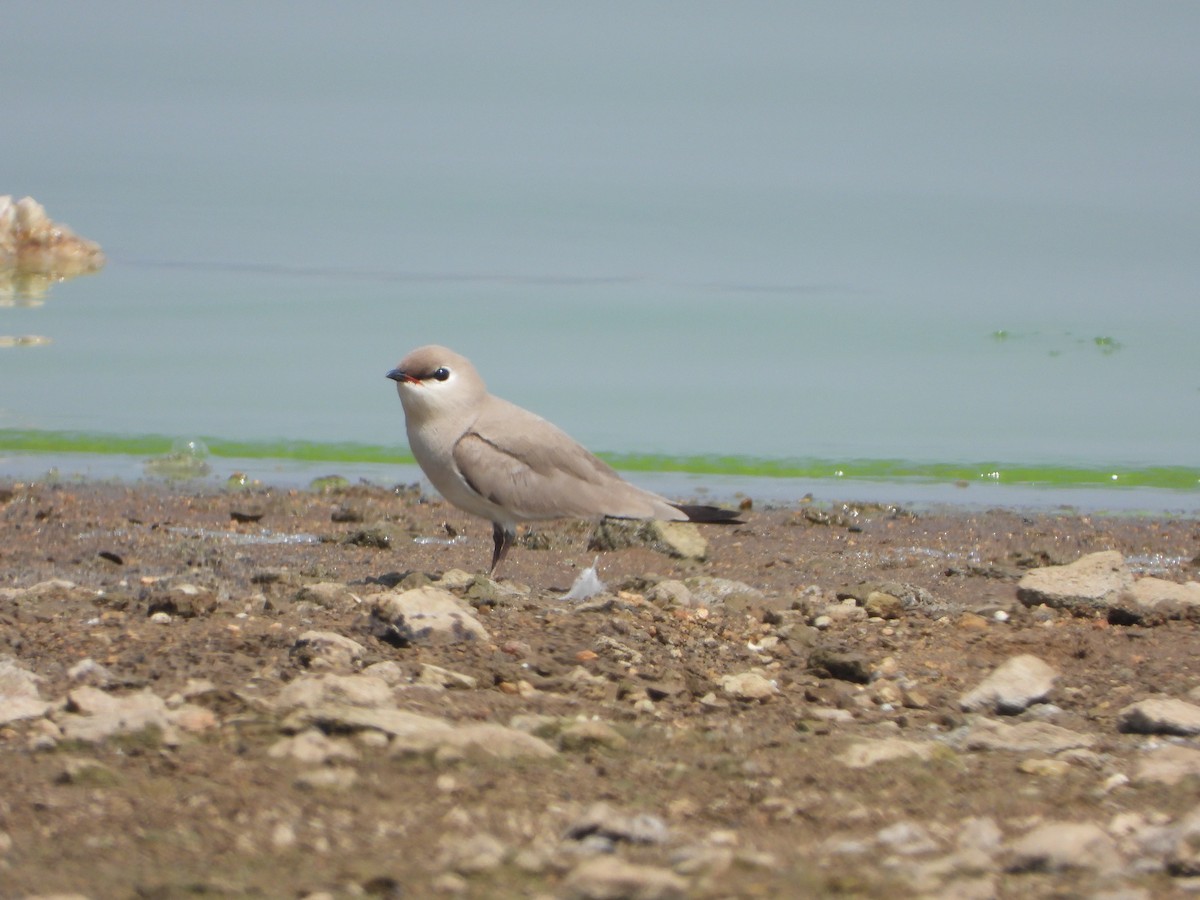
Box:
[1,428,1197,493]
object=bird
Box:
[386,345,743,573]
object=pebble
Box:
[681,576,765,609]
[1117,697,1200,736]
[720,670,779,701]
[294,581,358,610]
[289,631,366,670]
[1016,550,1133,614]
[368,586,490,645]
[840,738,939,768]
[276,674,393,711]
[1006,821,1120,874]
[294,766,358,791]
[558,719,629,752]
[959,718,1096,753]
[269,728,360,764]
[560,856,689,900]
[1133,745,1200,786]
[565,802,670,847]
[959,654,1058,714]
[0,657,51,726]
[439,831,508,874]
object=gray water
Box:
[3,3,1198,502]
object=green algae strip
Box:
[1,428,1197,491]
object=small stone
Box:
[1006,821,1120,874]
[269,728,360,764]
[959,654,1058,714]
[588,519,707,560]
[561,857,688,900]
[66,657,113,686]
[145,582,219,618]
[559,720,628,752]
[646,579,693,607]
[295,582,357,610]
[417,664,478,690]
[276,674,394,711]
[290,631,366,670]
[58,687,173,743]
[368,586,489,646]
[864,591,904,620]
[294,766,358,791]
[720,670,779,701]
[961,718,1096,754]
[56,757,119,786]
[1127,577,1200,610]
[1016,550,1133,614]
[1017,758,1072,777]
[1117,697,1200,736]
[1133,745,1200,786]
[808,648,872,683]
[840,738,939,768]
[440,831,508,874]
[565,802,670,845]
[876,820,939,855]
[681,576,765,609]
[0,657,51,726]
[1166,805,1200,876]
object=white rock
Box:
[720,670,779,701]
[840,738,939,768]
[1166,805,1200,877]
[1006,821,1120,874]
[561,856,689,900]
[295,581,357,609]
[1127,578,1200,609]
[268,728,360,764]
[565,802,670,846]
[370,586,489,644]
[1118,697,1200,736]
[57,687,173,743]
[1016,550,1133,613]
[290,630,366,670]
[0,657,50,726]
[646,579,693,607]
[961,718,1096,753]
[959,654,1058,714]
[417,663,478,690]
[681,576,765,608]
[876,821,940,856]
[282,704,557,760]
[1133,745,1200,786]
[440,831,509,874]
[276,674,393,711]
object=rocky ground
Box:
[1,476,1200,899]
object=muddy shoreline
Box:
[1,478,1199,898]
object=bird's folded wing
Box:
[452,402,674,520]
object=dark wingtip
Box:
[673,504,745,524]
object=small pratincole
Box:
[386,345,743,573]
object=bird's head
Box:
[386,345,486,423]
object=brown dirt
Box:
[1,478,1198,898]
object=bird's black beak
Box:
[386,368,417,384]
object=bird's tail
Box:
[672,504,744,524]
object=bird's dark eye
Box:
[432,367,450,382]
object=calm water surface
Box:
[2,3,1198,507]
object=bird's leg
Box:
[490,522,515,575]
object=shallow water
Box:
[2,3,1198,507]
